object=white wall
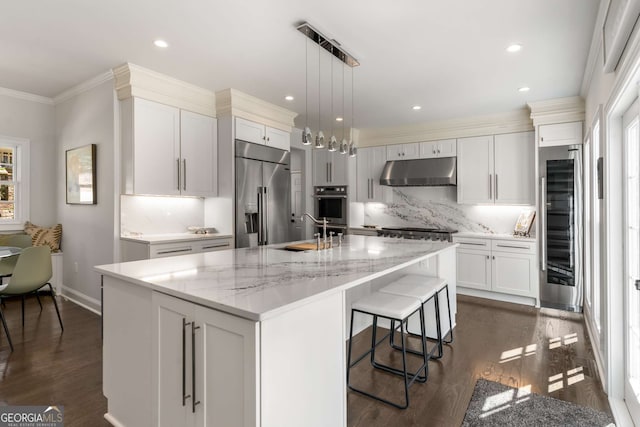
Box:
[0,94,56,227]
[55,80,116,311]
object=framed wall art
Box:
[66,144,96,205]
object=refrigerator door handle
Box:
[541,177,546,271]
[257,187,263,245]
[264,187,269,245]
[489,174,492,200]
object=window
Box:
[0,136,29,231]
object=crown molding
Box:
[53,71,114,104]
[113,63,216,117]
[215,88,298,132]
[0,87,54,105]
[527,96,585,127]
[357,109,533,147]
[581,0,609,97]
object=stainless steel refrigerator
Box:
[540,144,583,311]
[235,140,290,248]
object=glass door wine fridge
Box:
[540,144,583,312]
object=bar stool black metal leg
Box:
[432,293,443,359]
[346,310,356,387]
[369,315,378,367]
[0,304,13,351]
[443,285,454,344]
[400,320,410,409]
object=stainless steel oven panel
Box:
[314,186,348,225]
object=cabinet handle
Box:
[330,162,333,182]
[489,174,492,199]
[495,174,498,200]
[460,242,486,246]
[496,244,530,250]
[486,255,490,259]
[201,242,230,250]
[177,159,181,191]
[182,318,191,406]
[326,163,329,183]
[156,248,192,255]
[192,322,200,413]
[183,159,187,191]
[371,178,374,199]
[540,177,547,271]
[492,256,495,260]
[432,147,436,154]
[437,147,441,154]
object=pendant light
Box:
[302,34,312,145]
[328,49,337,152]
[315,37,325,149]
[339,61,348,154]
[349,66,357,157]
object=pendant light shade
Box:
[315,131,325,149]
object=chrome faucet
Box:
[301,213,328,249]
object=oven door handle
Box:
[312,195,348,199]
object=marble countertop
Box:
[96,235,457,321]
[121,233,233,244]
[453,232,536,242]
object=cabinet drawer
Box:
[452,237,490,249]
[491,239,535,254]
[150,244,195,258]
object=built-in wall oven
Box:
[314,186,348,233]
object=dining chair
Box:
[0,246,63,351]
[0,234,40,310]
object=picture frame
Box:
[66,144,97,205]
[513,210,536,237]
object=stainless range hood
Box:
[379,157,457,186]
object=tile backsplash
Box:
[357,187,535,234]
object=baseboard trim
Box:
[104,413,125,427]
[457,287,537,307]
[60,285,101,316]
[583,307,607,392]
[608,397,635,427]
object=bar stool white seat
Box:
[347,291,428,409]
[380,274,453,360]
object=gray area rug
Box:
[462,379,615,426]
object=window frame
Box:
[0,135,30,231]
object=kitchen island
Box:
[96,235,457,427]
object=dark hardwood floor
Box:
[347,295,611,426]
[0,294,108,427]
[0,293,610,427]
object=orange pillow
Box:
[24,221,62,252]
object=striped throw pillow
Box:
[24,221,62,253]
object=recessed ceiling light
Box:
[285,95,294,101]
[506,44,522,53]
[412,105,422,110]
[335,117,343,122]
[154,39,169,48]
[518,87,530,92]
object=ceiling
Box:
[1,0,599,130]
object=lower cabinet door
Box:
[153,292,258,427]
[193,305,258,427]
[492,252,535,297]
[153,292,196,427]
[457,249,491,290]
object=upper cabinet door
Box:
[457,135,494,204]
[539,122,583,147]
[133,98,181,196]
[329,151,349,186]
[235,117,265,145]
[419,139,457,158]
[313,149,331,186]
[386,144,404,160]
[356,148,371,202]
[265,127,290,151]
[386,143,420,160]
[180,111,218,197]
[494,132,534,205]
[370,146,391,202]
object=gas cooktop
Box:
[377,226,458,242]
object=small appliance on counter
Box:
[187,226,218,235]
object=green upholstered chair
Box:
[0,246,63,351]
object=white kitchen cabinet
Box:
[313,149,348,186]
[493,132,535,205]
[420,139,457,158]
[120,236,233,262]
[539,121,583,147]
[122,98,218,197]
[235,117,290,151]
[457,132,534,205]
[356,146,391,202]
[152,292,258,427]
[454,236,537,300]
[457,135,494,204]
[386,142,420,160]
[180,110,218,197]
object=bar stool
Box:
[380,275,453,361]
[346,291,428,409]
